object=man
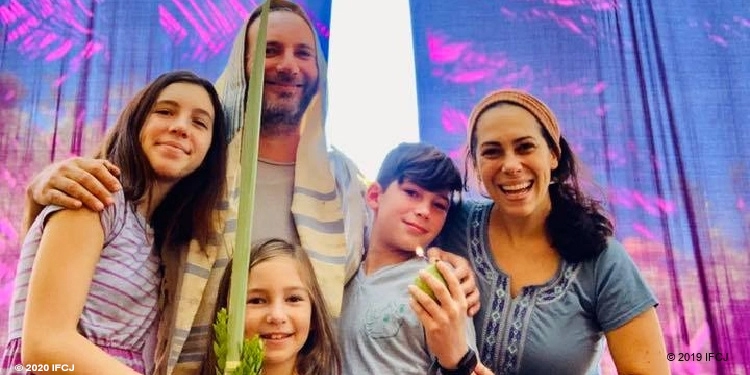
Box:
[23,1,478,374]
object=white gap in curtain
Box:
[327,0,420,181]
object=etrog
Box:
[414,262,447,301]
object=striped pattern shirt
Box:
[2,190,160,374]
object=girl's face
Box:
[473,105,558,219]
[245,256,312,372]
[139,82,214,185]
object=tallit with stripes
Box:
[154,5,368,374]
[213,1,366,318]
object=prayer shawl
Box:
[153,7,369,375]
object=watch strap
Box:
[437,349,478,375]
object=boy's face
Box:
[367,180,451,253]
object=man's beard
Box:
[260,82,316,135]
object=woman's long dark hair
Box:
[543,136,613,262]
[98,70,228,252]
[467,102,613,262]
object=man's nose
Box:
[276,51,300,76]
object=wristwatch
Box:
[438,349,478,375]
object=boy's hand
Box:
[426,247,480,316]
[408,261,468,369]
[29,157,121,211]
[473,362,494,375]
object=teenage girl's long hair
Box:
[98,71,228,252]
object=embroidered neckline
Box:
[471,201,578,300]
[468,201,580,374]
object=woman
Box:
[436,89,669,374]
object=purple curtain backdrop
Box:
[1,0,748,374]
[0,0,330,347]
[410,1,749,374]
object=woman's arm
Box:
[21,208,140,375]
[605,307,670,375]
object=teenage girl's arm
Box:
[605,307,670,375]
[21,208,141,375]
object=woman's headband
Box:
[467,89,561,156]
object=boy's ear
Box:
[366,183,383,211]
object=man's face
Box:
[246,11,319,131]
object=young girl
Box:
[2,71,228,374]
[203,239,342,375]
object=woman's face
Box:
[244,256,312,372]
[473,104,558,219]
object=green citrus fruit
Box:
[414,263,447,301]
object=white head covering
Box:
[214,1,366,316]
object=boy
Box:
[339,142,480,375]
